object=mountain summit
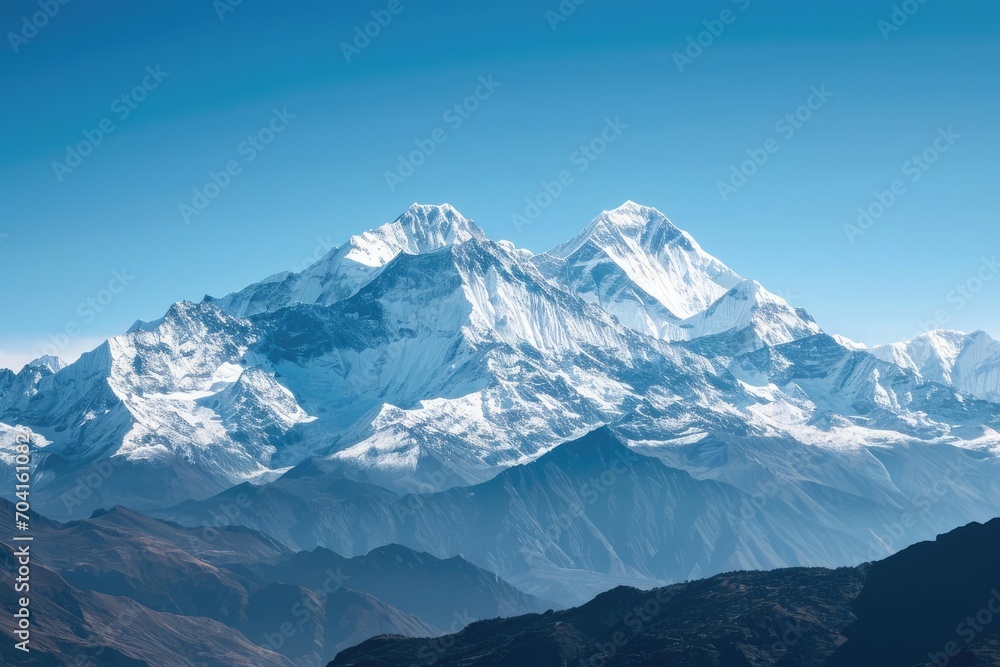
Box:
[534,202,819,348]
[390,202,484,251]
[872,329,1000,404]
[539,201,742,325]
[26,354,67,374]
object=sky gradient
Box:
[1,0,998,370]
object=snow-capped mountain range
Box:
[534,202,821,346]
[871,329,1000,404]
[2,203,1000,595]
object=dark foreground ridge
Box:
[0,499,545,666]
[330,517,1000,667]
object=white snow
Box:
[2,202,998,507]
[873,330,1000,404]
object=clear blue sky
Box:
[1,0,998,370]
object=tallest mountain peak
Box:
[540,202,742,325]
[608,200,661,214]
[398,202,463,221]
[599,200,672,228]
[575,201,691,253]
[391,203,483,252]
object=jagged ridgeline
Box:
[2,202,999,608]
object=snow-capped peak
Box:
[833,334,868,351]
[25,354,66,374]
[337,204,483,268]
[669,278,821,349]
[209,204,485,318]
[537,202,742,328]
[872,329,1000,403]
[6,195,1000,577]
[392,203,483,252]
[607,200,679,226]
[550,201,688,258]
[873,330,970,373]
